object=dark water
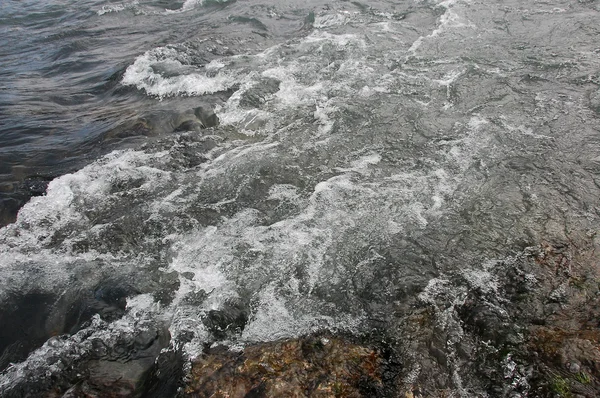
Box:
[0,0,295,224]
[1,0,600,395]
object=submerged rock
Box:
[137,106,220,136]
[0,279,140,372]
[0,292,56,371]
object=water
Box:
[1,0,600,395]
[0,0,276,224]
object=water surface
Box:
[1,0,600,395]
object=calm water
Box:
[1,0,600,395]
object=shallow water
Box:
[1,0,600,395]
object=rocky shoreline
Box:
[181,235,600,398]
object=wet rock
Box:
[5,237,600,398]
[239,78,280,109]
[202,299,248,340]
[548,282,569,303]
[63,282,133,333]
[0,315,171,398]
[0,278,141,373]
[182,289,208,306]
[377,236,600,397]
[70,359,155,397]
[181,271,195,280]
[174,120,205,133]
[129,106,220,137]
[149,270,181,306]
[0,175,56,227]
[194,106,219,128]
[140,348,186,398]
[185,335,398,398]
[54,339,169,398]
[480,239,600,396]
[568,361,581,374]
[42,279,139,339]
[458,297,512,346]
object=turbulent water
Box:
[1,0,600,396]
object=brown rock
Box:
[184,335,393,397]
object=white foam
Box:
[122,47,236,98]
[462,268,499,296]
[97,3,126,15]
[498,116,553,140]
[313,13,351,29]
[121,29,372,138]
[313,101,337,135]
[163,0,230,14]
[242,297,363,342]
[0,150,171,252]
[170,0,201,13]
[158,118,490,346]
[302,31,364,48]
[119,17,361,107]
[468,115,489,130]
[267,184,301,201]
[405,0,475,59]
[211,31,365,135]
[97,1,140,15]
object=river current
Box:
[1,0,600,396]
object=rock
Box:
[5,237,600,398]
[44,279,137,338]
[194,106,219,128]
[239,78,280,109]
[174,120,205,133]
[185,335,398,397]
[0,317,171,398]
[202,299,248,340]
[58,325,170,397]
[548,282,568,303]
[125,106,220,137]
[568,361,581,373]
[140,349,186,398]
